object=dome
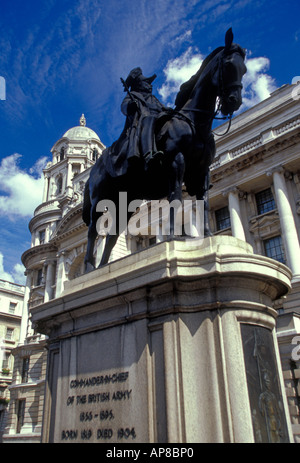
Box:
[62,114,100,141]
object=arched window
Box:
[56,175,63,195]
[60,147,65,162]
[92,148,98,162]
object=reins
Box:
[211,98,233,136]
[177,98,233,137]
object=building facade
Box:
[209,82,300,441]
[3,81,300,442]
[2,115,106,442]
[0,279,25,442]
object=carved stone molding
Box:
[249,211,280,239]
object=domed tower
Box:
[3,117,105,442]
[43,114,104,213]
[22,115,105,312]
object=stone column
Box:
[44,260,56,303]
[65,162,73,198]
[19,270,32,344]
[45,226,50,243]
[224,187,246,240]
[55,251,67,297]
[42,174,49,203]
[268,167,300,281]
[49,177,56,199]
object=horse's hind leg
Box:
[168,152,185,237]
[84,201,99,272]
[99,233,119,267]
[98,201,120,267]
[98,204,135,267]
[196,171,213,237]
[84,223,97,272]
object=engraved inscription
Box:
[61,370,136,442]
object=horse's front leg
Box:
[98,206,133,267]
[84,198,101,273]
[197,171,213,237]
[99,233,119,267]
[84,221,98,272]
[168,152,185,237]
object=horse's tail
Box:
[82,180,91,226]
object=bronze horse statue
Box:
[82,29,247,271]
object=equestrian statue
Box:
[82,28,247,272]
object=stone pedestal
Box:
[31,236,293,443]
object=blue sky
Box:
[0,0,299,284]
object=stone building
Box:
[2,115,105,442]
[0,279,25,441]
[3,80,300,442]
[209,81,300,441]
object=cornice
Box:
[21,243,57,268]
[23,204,87,268]
[33,199,59,216]
[0,311,22,322]
[214,84,298,148]
[211,121,300,183]
[52,222,87,244]
[29,208,61,233]
[51,135,105,152]
[50,204,86,243]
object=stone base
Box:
[31,236,293,443]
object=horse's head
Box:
[213,29,247,116]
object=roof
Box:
[62,114,100,141]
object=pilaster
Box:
[267,166,300,281]
[223,187,246,240]
[18,270,32,345]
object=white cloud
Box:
[158,47,204,105]
[0,253,13,282]
[11,263,26,285]
[0,252,25,285]
[242,56,277,109]
[0,153,46,218]
[159,48,277,111]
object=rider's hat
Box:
[124,67,157,90]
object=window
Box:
[1,352,10,370]
[72,164,81,178]
[92,148,98,161]
[9,301,17,314]
[39,229,45,245]
[56,176,63,195]
[215,206,231,231]
[255,188,276,215]
[16,399,26,434]
[21,357,30,383]
[37,269,43,286]
[60,147,65,161]
[264,235,285,264]
[5,327,14,341]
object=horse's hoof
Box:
[204,229,213,237]
[85,262,95,273]
[166,234,186,242]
